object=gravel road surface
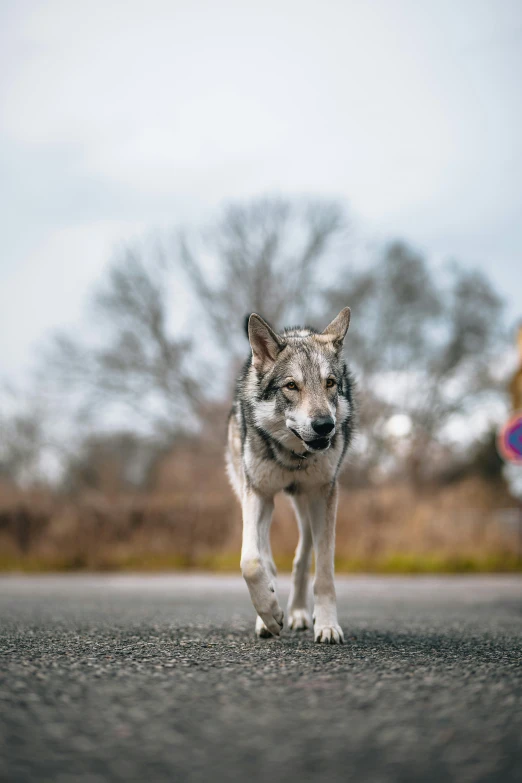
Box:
[0,574,521,782]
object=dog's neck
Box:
[274,437,317,470]
[290,448,309,469]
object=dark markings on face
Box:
[255,340,346,422]
[260,377,279,401]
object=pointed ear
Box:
[322,307,351,351]
[248,314,285,371]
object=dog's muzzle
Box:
[289,428,334,452]
[305,436,331,452]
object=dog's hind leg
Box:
[287,495,313,631]
[240,489,284,637]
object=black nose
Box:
[311,416,335,436]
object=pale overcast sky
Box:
[1,0,521,381]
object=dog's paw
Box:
[255,615,274,638]
[242,559,284,636]
[288,608,312,631]
[246,582,284,635]
[258,605,284,637]
[314,624,344,644]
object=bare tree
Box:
[0,389,47,486]
[34,204,506,489]
[39,196,347,466]
[326,241,506,481]
[42,240,200,440]
[180,197,347,356]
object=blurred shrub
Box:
[0,472,518,573]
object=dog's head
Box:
[248,308,351,453]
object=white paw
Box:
[259,603,284,636]
[314,624,344,644]
[255,615,273,638]
[288,608,312,631]
[250,590,283,636]
[242,562,284,636]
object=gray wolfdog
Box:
[226,308,355,644]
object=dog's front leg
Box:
[240,489,284,637]
[309,482,344,644]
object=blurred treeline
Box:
[0,197,519,572]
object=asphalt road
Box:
[0,575,521,783]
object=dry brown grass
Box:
[0,463,520,572]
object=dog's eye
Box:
[285,381,298,391]
[326,378,336,388]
